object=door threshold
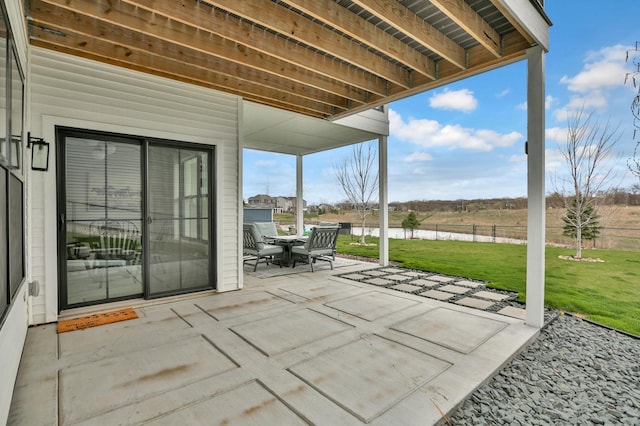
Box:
[58,289,218,320]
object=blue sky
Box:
[243,1,640,204]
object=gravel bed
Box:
[449,314,640,425]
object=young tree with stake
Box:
[555,108,621,259]
[334,142,378,245]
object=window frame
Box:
[0,2,26,327]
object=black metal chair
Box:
[291,225,340,271]
[243,223,284,271]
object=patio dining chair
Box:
[243,223,284,271]
[291,225,340,272]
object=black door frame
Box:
[56,126,216,311]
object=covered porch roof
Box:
[243,101,385,156]
[28,0,550,123]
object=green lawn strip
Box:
[336,236,640,336]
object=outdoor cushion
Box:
[253,221,279,239]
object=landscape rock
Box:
[449,314,640,425]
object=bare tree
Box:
[554,108,622,258]
[334,141,378,245]
[626,42,640,180]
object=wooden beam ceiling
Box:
[27,0,539,119]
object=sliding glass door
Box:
[58,128,214,309]
[62,135,144,306]
[147,145,211,297]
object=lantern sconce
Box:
[27,132,50,171]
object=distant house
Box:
[247,194,306,213]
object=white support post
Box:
[526,46,546,328]
[378,135,389,266]
[296,154,304,236]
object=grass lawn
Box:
[336,235,640,336]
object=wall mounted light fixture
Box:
[27,132,50,171]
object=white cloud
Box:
[475,129,521,148]
[404,152,433,162]
[429,88,478,112]
[559,45,629,93]
[389,109,523,152]
[497,89,510,98]
[546,95,556,110]
[554,93,609,121]
[545,148,565,173]
[545,127,567,143]
[553,44,633,122]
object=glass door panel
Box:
[64,137,143,306]
[148,146,211,297]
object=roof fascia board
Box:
[493,0,551,52]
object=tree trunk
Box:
[360,217,366,244]
[575,227,583,258]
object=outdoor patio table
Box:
[264,235,308,266]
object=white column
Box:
[237,98,245,289]
[378,135,389,266]
[526,46,546,328]
[296,154,304,236]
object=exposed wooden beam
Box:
[429,0,501,58]
[29,24,339,118]
[120,0,403,93]
[30,0,365,110]
[331,31,530,120]
[39,0,389,98]
[185,0,412,88]
[349,0,467,69]
[279,0,436,80]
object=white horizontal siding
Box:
[29,47,241,323]
[1,1,30,423]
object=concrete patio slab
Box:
[231,309,353,356]
[411,278,440,287]
[59,335,238,424]
[498,306,528,320]
[425,275,456,283]
[288,335,451,423]
[147,380,308,425]
[419,289,456,300]
[340,273,370,281]
[384,274,412,281]
[325,291,422,321]
[455,280,485,288]
[391,308,508,354]
[279,279,362,301]
[196,290,295,320]
[474,290,512,301]
[9,261,539,425]
[439,284,472,294]
[456,297,495,310]
[400,271,427,278]
[364,278,393,286]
